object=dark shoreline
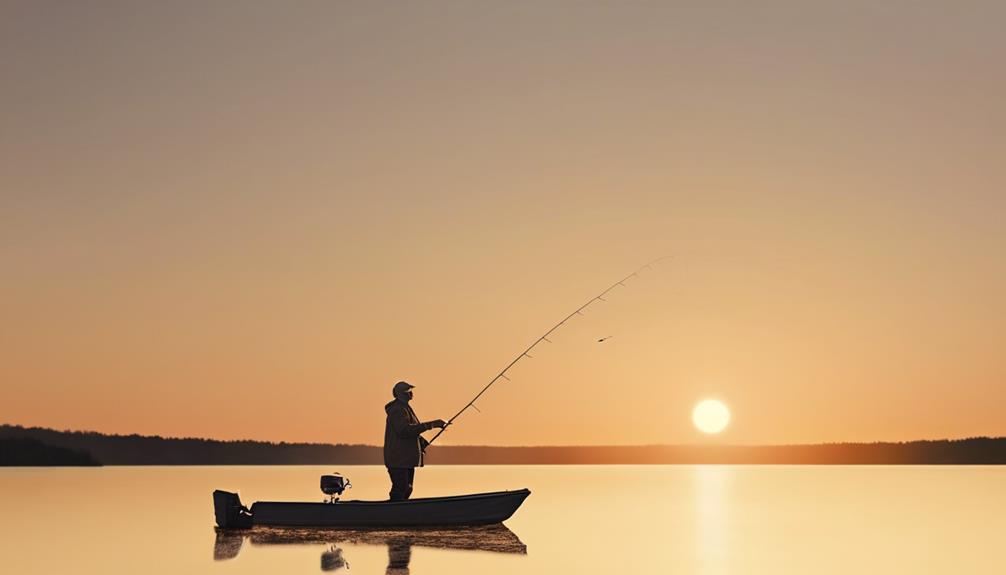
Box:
[3,424,1005,466]
[0,437,102,466]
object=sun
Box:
[692,399,730,434]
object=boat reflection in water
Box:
[214,524,527,573]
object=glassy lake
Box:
[1,465,1003,574]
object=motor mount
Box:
[320,473,352,503]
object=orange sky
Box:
[2,1,1004,446]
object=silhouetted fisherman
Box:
[384,381,446,501]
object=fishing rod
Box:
[424,256,672,449]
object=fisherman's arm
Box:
[389,407,437,437]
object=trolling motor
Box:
[321,472,352,503]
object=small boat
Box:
[213,475,530,529]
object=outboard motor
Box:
[321,472,352,503]
[213,490,253,528]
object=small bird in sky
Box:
[597,336,613,343]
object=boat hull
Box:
[215,489,530,528]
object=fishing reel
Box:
[321,472,352,503]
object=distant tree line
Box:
[0,425,378,465]
[0,437,101,466]
[2,424,1005,465]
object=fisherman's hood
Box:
[385,399,407,414]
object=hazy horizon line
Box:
[4,423,1001,449]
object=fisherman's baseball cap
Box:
[392,381,415,395]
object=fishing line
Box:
[424,256,672,449]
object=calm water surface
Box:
[1,465,1003,574]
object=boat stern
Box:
[213,490,254,529]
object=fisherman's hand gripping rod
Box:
[423,256,672,450]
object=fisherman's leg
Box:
[388,467,410,501]
[403,468,415,500]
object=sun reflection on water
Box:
[694,465,731,574]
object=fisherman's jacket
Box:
[384,399,432,468]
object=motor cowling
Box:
[320,473,351,502]
[213,490,253,528]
